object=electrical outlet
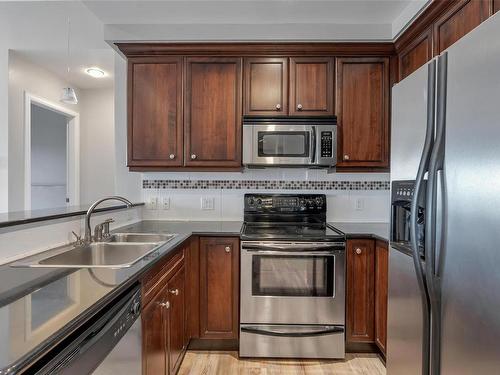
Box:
[148,196,158,210]
[355,198,364,211]
[161,196,170,210]
[201,197,215,210]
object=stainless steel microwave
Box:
[242,116,337,167]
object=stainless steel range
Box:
[239,193,346,359]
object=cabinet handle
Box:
[191,154,197,160]
[297,104,303,111]
[225,246,231,253]
[169,288,179,296]
[275,104,281,111]
[344,154,350,160]
[158,301,170,309]
[169,154,175,160]
[355,248,362,255]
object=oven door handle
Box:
[243,250,336,256]
[241,242,344,252]
[241,325,344,337]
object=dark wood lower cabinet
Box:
[141,245,187,375]
[346,238,388,357]
[199,237,239,340]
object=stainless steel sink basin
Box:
[11,232,179,269]
[106,233,175,243]
[36,243,159,268]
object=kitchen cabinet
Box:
[346,239,375,343]
[336,57,390,169]
[433,0,489,55]
[244,57,288,116]
[289,57,334,116]
[127,57,183,168]
[185,57,242,168]
[199,237,239,339]
[141,245,187,375]
[495,0,500,13]
[375,240,388,356]
[398,28,433,81]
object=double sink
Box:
[13,233,178,269]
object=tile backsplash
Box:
[142,170,391,223]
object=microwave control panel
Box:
[320,131,333,158]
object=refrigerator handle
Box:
[410,59,436,375]
[426,51,448,375]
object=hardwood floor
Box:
[178,351,386,374]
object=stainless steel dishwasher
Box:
[34,285,142,375]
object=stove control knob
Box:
[248,198,255,206]
[299,199,306,208]
[315,197,323,205]
[256,198,262,206]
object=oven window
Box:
[258,131,310,157]
[252,255,334,297]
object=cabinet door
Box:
[398,27,433,81]
[346,239,375,343]
[167,266,186,375]
[199,237,239,339]
[495,0,500,13]
[375,241,389,355]
[142,287,168,375]
[244,57,288,116]
[433,0,490,54]
[128,57,183,167]
[185,57,242,167]
[336,57,389,168]
[289,57,334,116]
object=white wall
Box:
[79,87,116,204]
[8,52,82,212]
[31,105,68,210]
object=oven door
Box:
[240,242,345,325]
[243,125,315,166]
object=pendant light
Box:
[60,17,78,105]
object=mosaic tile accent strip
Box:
[143,180,390,191]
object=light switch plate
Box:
[201,197,215,210]
[161,196,170,210]
[147,196,158,210]
[355,198,364,211]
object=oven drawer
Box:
[239,324,345,358]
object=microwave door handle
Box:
[310,127,317,163]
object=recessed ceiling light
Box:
[85,67,106,78]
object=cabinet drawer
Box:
[142,247,185,307]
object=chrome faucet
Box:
[84,196,133,243]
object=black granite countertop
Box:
[328,222,390,242]
[0,202,145,229]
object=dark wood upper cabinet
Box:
[244,57,288,116]
[199,237,239,339]
[398,27,433,80]
[289,57,334,116]
[336,57,389,168]
[433,0,490,54]
[495,0,500,13]
[168,266,186,375]
[128,57,183,167]
[346,239,375,343]
[375,241,389,356]
[185,57,242,167]
[142,286,168,375]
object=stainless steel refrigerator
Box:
[388,12,500,375]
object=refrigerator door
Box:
[387,245,423,375]
[390,62,430,181]
[440,14,500,375]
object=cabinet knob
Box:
[355,248,362,255]
[169,154,175,159]
[225,246,231,253]
[275,104,281,111]
[158,301,170,309]
[297,104,303,111]
[169,288,179,296]
[344,154,350,160]
[191,154,197,160]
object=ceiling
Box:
[1,0,430,89]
